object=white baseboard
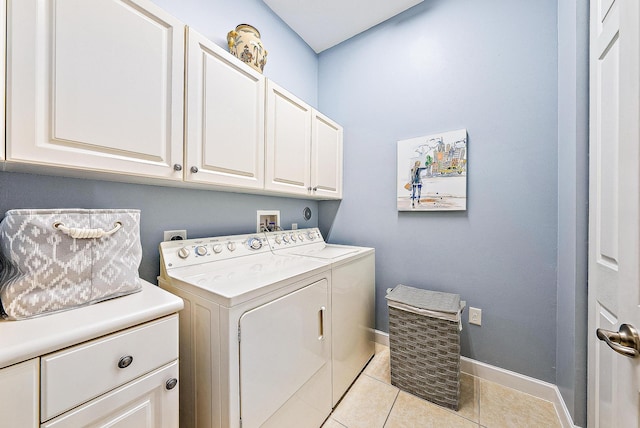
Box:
[374,330,578,428]
[374,329,390,347]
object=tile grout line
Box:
[382,387,400,428]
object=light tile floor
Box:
[324,344,562,428]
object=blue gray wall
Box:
[318,0,560,383]
[0,173,319,284]
[556,0,589,426]
[1,0,589,422]
[0,0,320,284]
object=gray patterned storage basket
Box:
[0,209,143,320]
[386,284,465,410]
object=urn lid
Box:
[235,24,260,38]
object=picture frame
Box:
[397,129,468,211]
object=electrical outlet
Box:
[469,307,482,326]
[164,230,187,241]
[291,223,298,230]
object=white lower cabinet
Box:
[42,361,179,428]
[0,359,39,428]
[40,315,179,427]
[40,315,179,422]
[0,314,179,428]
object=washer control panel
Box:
[161,233,270,269]
[264,228,324,251]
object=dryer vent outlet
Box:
[164,230,187,241]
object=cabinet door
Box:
[185,28,265,188]
[265,80,312,195]
[239,279,331,428]
[6,0,185,180]
[0,359,39,428]
[311,110,343,199]
[41,315,179,421]
[42,361,179,428]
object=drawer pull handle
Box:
[118,355,134,369]
[166,378,178,390]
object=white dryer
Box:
[158,233,333,428]
[264,228,375,406]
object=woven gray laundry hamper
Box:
[386,284,465,410]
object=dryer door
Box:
[239,278,331,428]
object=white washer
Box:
[264,228,375,406]
[158,233,333,428]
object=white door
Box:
[185,27,265,189]
[265,80,312,196]
[6,0,184,180]
[311,109,343,199]
[239,279,331,428]
[588,0,640,426]
[0,0,5,162]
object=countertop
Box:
[0,280,183,369]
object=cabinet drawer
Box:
[41,314,178,422]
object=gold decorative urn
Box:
[227,24,267,73]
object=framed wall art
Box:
[397,129,467,211]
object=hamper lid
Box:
[385,284,461,314]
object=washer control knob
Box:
[248,237,263,250]
[290,234,297,242]
[298,233,304,241]
[213,244,223,254]
[283,235,290,243]
[227,242,236,251]
[275,236,282,244]
[307,231,316,240]
[178,247,190,259]
[195,245,208,256]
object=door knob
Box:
[596,323,640,358]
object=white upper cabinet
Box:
[185,28,265,189]
[311,110,343,199]
[265,80,313,196]
[6,0,185,180]
[265,80,343,199]
[4,1,342,198]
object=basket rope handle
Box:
[53,221,122,239]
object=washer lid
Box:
[165,253,330,307]
[288,245,360,260]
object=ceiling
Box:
[262,0,424,53]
